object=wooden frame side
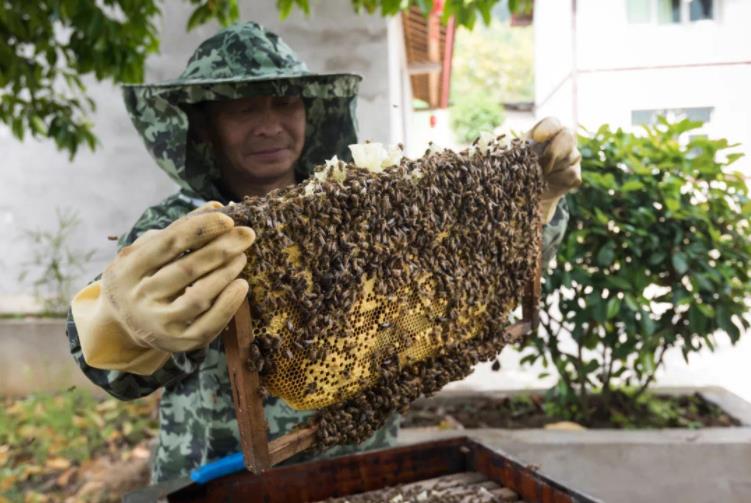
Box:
[222,299,271,472]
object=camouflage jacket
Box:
[65,22,569,483]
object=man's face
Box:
[207,95,306,184]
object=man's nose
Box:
[252,107,284,136]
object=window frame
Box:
[625,0,718,25]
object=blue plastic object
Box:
[190,452,245,485]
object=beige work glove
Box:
[527,117,583,224]
[71,202,255,375]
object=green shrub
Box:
[521,118,751,418]
[17,207,96,315]
[450,91,505,145]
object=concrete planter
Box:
[399,388,751,503]
[0,318,105,397]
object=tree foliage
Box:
[451,16,534,105]
[448,14,533,143]
[520,119,751,419]
[449,90,504,144]
[278,0,533,30]
[1,0,530,159]
[0,0,238,158]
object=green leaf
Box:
[671,253,688,275]
[593,208,610,225]
[692,274,713,292]
[623,293,639,311]
[187,5,210,30]
[639,351,656,375]
[696,303,715,318]
[30,116,46,135]
[640,313,656,336]
[621,179,644,192]
[606,298,621,320]
[606,275,632,291]
[726,152,745,165]
[664,196,681,213]
[596,242,616,267]
[591,296,607,324]
[649,252,666,265]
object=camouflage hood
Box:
[123,21,362,202]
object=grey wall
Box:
[0,0,397,311]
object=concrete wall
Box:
[534,0,751,175]
[0,0,408,311]
[0,319,106,397]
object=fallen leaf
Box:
[543,421,587,431]
[46,457,71,470]
[72,415,88,429]
[21,464,44,478]
[131,444,151,460]
[95,400,118,413]
[55,466,78,487]
[87,412,105,429]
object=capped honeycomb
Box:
[221,137,543,448]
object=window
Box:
[627,0,652,23]
[689,0,713,21]
[631,106,714,126]
[656,0,680,24]
[626,0,716,24]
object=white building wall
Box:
[534,0,751,174]
[533,0,575,124]
[576,0,751,69]
[0,0,406,311]
[387,15,414,147]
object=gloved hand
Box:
[71,201,255,375]
[527,117,582,223]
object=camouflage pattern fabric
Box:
[65,21,569,484]
[542,197,569,266]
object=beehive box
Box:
[150,437,600,502]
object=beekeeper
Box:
[67,21,581,482]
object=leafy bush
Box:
[521,118,751,418]
[18,207,96,315]
[450,91,505,145]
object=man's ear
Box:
[185,102,213,143]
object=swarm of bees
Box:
[320,473,520,503]
[221,136,543,449]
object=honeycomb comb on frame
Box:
[221,137,543,449]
